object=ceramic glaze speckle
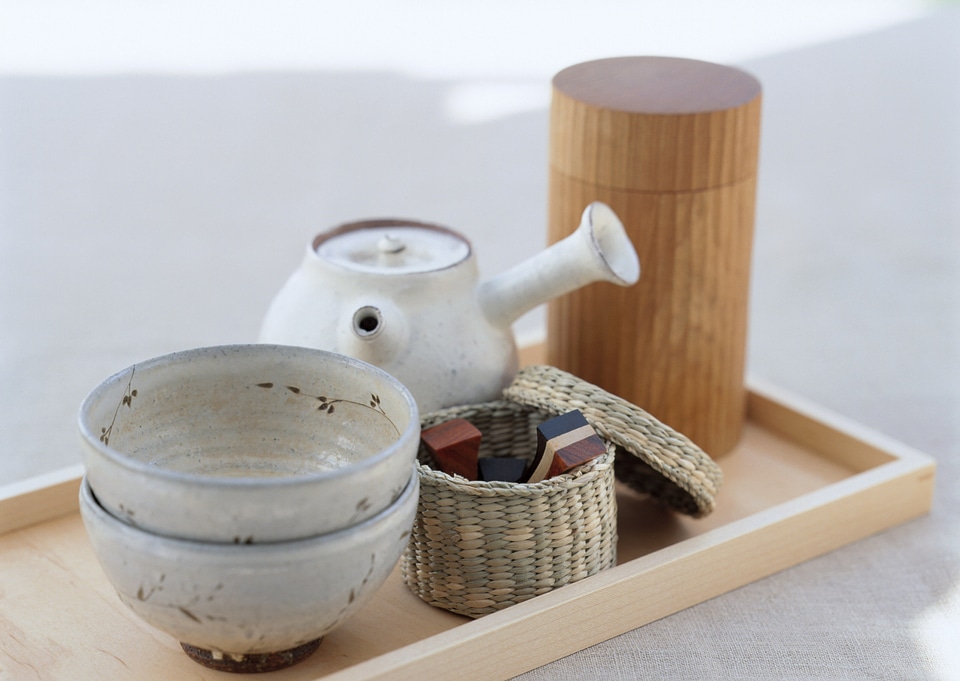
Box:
[259,203,640,413]
[79,474,418,657]
[78,345,420,543]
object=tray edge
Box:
[317,381,937,681]
[323,457,934,681]
[0,462,84,535]
[0,385,937,681]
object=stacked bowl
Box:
[77,345,420,672]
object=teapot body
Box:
[260,221,518,413]
[261,205,639,413]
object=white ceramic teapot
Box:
[259,202,639,413]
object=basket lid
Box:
[502,365,721,517]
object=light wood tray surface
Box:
[0,378,935,681]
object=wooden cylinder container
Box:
[546,57,762,457]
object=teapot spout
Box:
[477,202,640,330]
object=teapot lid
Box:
[313,219,471,275]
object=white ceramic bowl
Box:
[79,473,418,666]
[79,344,419,543]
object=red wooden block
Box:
[420,418,482,480]
[523,410,605,483]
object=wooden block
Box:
[478,457,527,483]
[524,410,606,482]
[420,419,482,480]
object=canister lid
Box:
[313,219,471,275]
[550,56,762,192]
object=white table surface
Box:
[2,6,958,680]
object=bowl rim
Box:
[80,473,418,550]
[77,344,420,490]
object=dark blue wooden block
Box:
[478,457,527,483]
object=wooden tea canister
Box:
[546,57,762,457]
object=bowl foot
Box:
[180,638,322,673]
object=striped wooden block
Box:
[524,409,606,483]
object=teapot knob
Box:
[377,234,406,254]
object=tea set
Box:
[78,202,642,671]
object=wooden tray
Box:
[0,379,935,681]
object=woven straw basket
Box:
[402,365,721,618]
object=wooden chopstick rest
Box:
[523,409,605,483]
[420,418,482,480]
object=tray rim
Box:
[0,379,937,681]
[317,379,937,681]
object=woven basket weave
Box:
[402,365,722,618]
[402,399,617,618]
[504,365,722,518]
